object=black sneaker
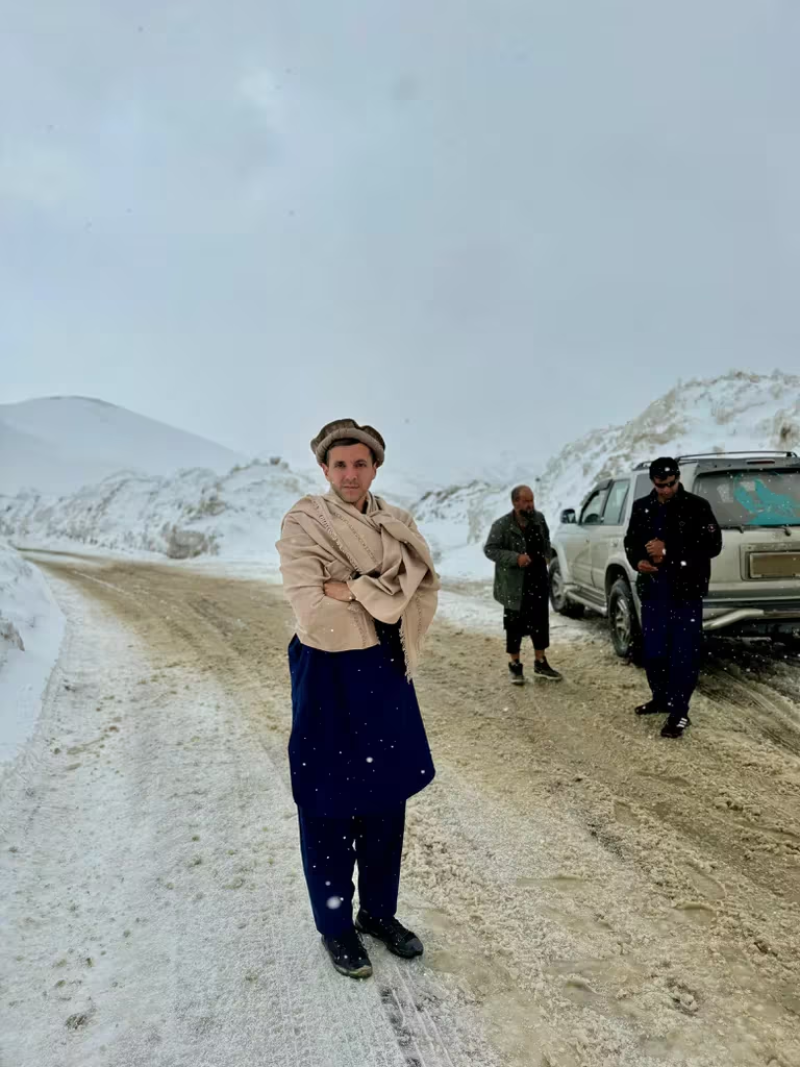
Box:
[355,909,424,959]
[663,707,692,727]
[661,713,690,739]
[508,661,525,685]
[322,929,373,979]
[533,659,562,681]
[635,700,665,716]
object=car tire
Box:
[608,578,643,663]
[773,632,800,654]
[549,559,584,618]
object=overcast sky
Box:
[2,1,798,478]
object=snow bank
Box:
[416,369,800,579]
[537,368,800,523]
[0,460,318,563]
[0,540,64,768]
[1,371,797,588]
[0,459,446,567]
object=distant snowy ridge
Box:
[0,396,247,496]
[1,371,797,580]
[409,369,800,579]
[537,369,800,523]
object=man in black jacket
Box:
[624,457,722,738]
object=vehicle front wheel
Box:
[549,559,584,618]
[773,632,800,654]
[608,578,643,663]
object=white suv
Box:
[549,451,800,659]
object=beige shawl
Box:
[276,492,439,677]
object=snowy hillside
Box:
[413,369,800,578]
[284,463,445,512]
[0,397,247,496]
[0,459,441,565]
[409,453,545,568]
[0,539,64,767]
[410,480,530,581]
[1,371,797,580]
[538,369,800,522]
[0,460,318,563]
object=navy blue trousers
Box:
[288,630,435,817]
[298,804,406,938]
[641,588,704,717]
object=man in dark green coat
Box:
[484,486,562,684]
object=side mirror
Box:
[560,508,577,525]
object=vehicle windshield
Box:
[693,469,800,527]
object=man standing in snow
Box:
[483,486,562,684]
[276,418,440,980]
[624,457,722,738]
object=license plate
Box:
[749,552,800,579]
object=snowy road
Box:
[3,553,800,1067]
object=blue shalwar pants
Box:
[298,804,406,938]
[641,584,704,717]
[288,623,434,940]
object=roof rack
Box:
[633,450,797,470]
[678,450,798,461]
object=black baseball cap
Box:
[649,457,680,480]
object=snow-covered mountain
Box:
[0,397,247,496]
[2,371,798,576]
[412,369,800,578]
[538,369,800,522]
[283,462,443,512]
[0,396,446,562]
[410,480,530,581]
[405,451,547,573]
[1,459,317,562]
[0,458,440,564]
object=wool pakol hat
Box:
[311,418,386,467]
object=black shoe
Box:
[322,929,373,979]
[355,909,424,959]
[661,713,690,739]
[635,700,665,716]
[533,659,562,681]
[508,661,525,686]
